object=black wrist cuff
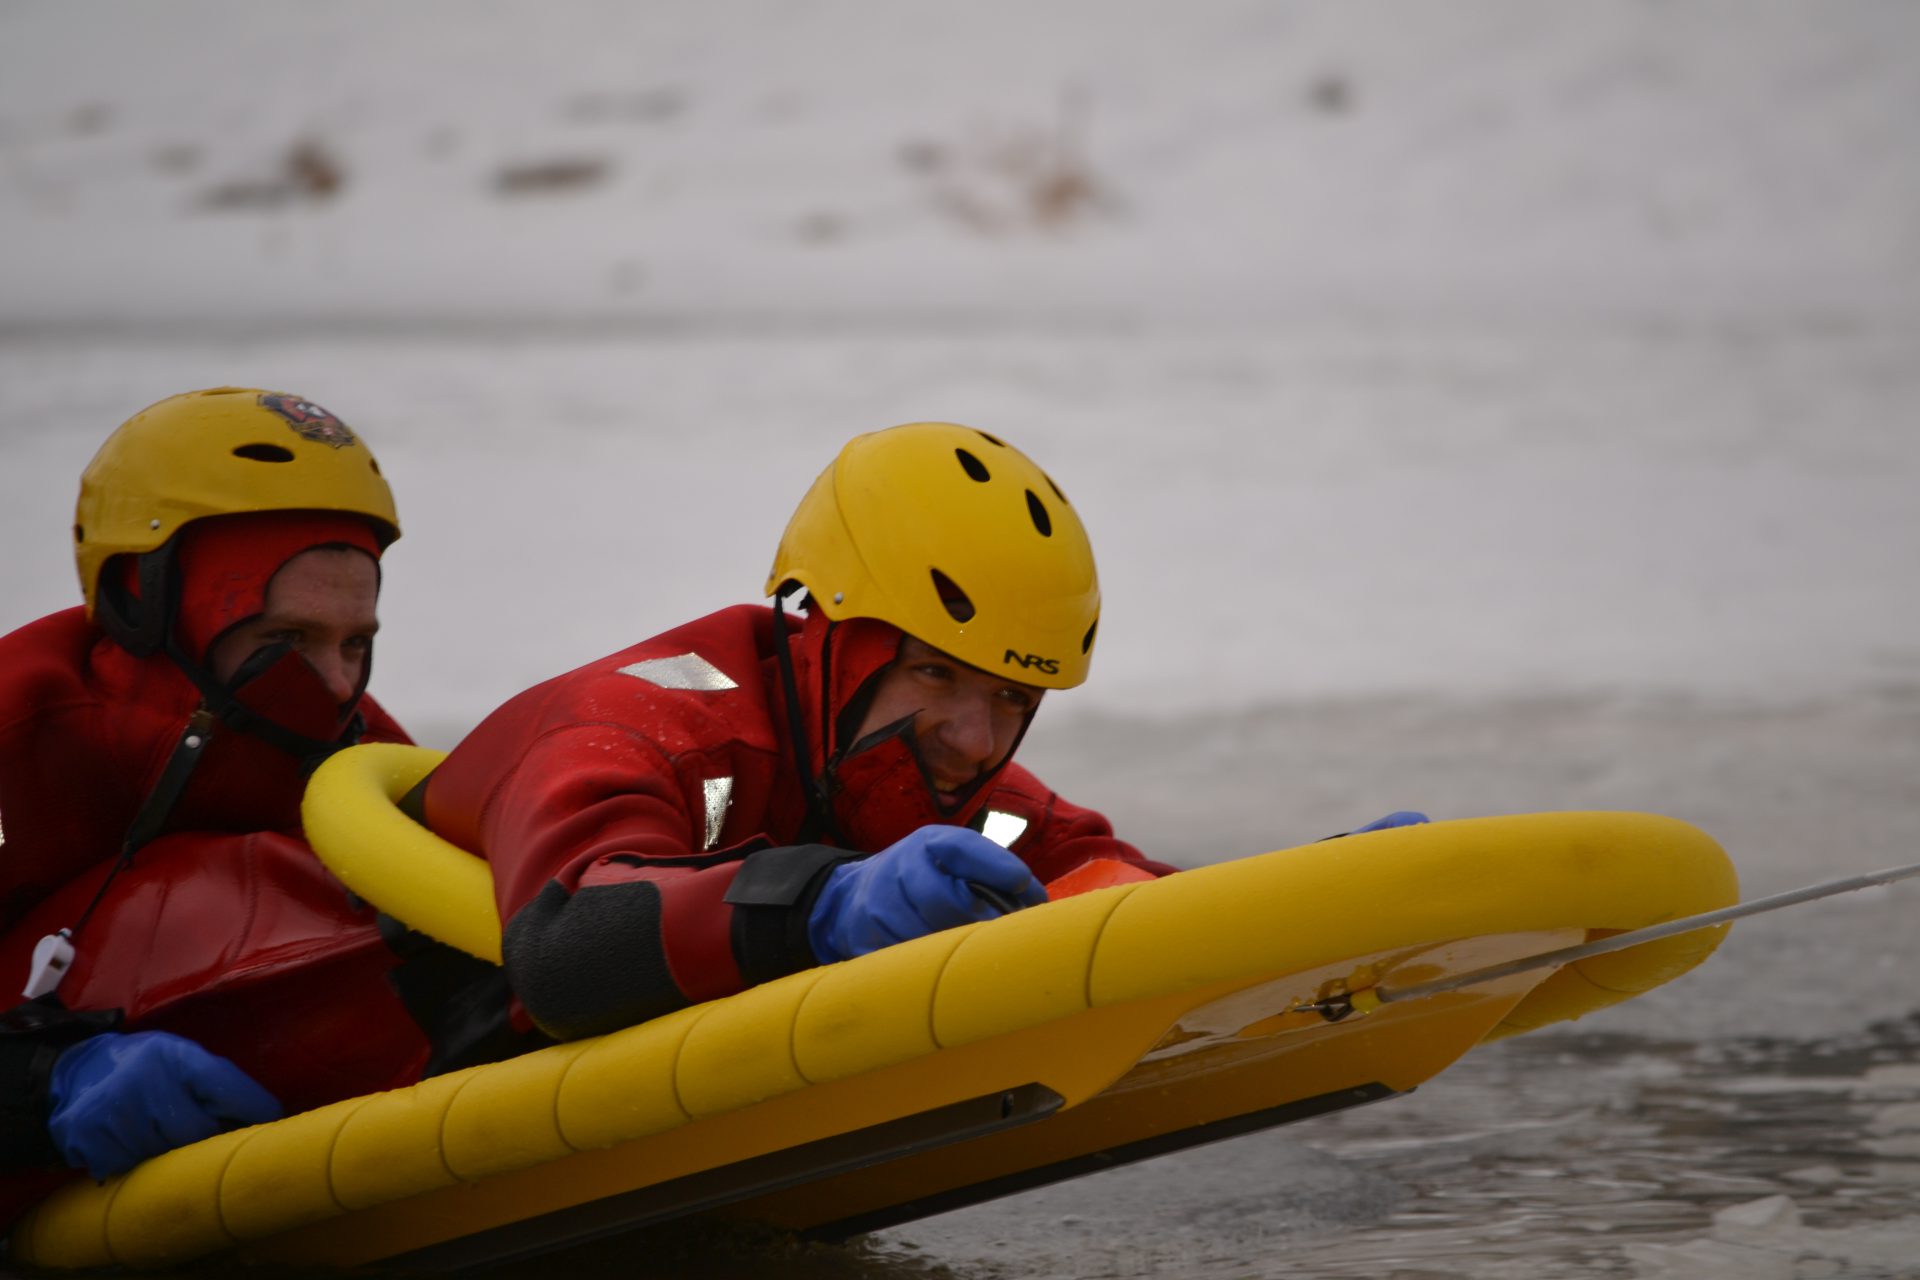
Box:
[0,1000,122,1171]
[724,844,858,985]
[0,1038,65,1169]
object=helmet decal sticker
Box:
[1004,650,1061,675]
[258,394,359,449]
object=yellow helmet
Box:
[74,387,400,618]
[767,422,1100,689]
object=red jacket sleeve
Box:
[423,670,1173,1043]
[427,718,843,1042]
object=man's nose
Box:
[937,694,997,765]
[308,649,361,704]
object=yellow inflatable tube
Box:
[9,744,1739,1272]
[297,743,499,962]
[298,742,1732,1041]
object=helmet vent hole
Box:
[954,448,990,482]
[1082,619,1098,654]
[73,524,85,544]
[974,429,1006,448]
[1045,472,1068,504]
[369,457,382,476]
[930,569,976,623]
[1025,490,1053,537]
[232,443,296,464]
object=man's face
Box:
[207,547,380,705]
[852,635,1044,804]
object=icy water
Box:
[483,1018,1920,1280]
[463,693,1920,1280]
[136,690,1916,1280]
[2,326,1917,1276]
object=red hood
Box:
[111,510,383,664]
[170,510,383,663]
[107,510,387,746]
[779,604,1027,850]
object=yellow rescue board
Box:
[10,744,1739,1272]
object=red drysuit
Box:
[422,603,1175,1042]
[0,516,473,1218]
[0,607,428,1103]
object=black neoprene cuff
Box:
[503,879,679,1042]
[0,1038,64,1169]
[724,844,859,986]
[0,1002,122,1171]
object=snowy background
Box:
[4,3,1920,1274]
[5,0,1917,737]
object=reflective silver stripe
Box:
[702,776,734,851]
[0,803,6,850]
[980,809,1029,849]
[617,653,738,691]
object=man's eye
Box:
[344,636,372,653]
[997,688,1036,712]
[266,630,304,646]
[914,663,954,682]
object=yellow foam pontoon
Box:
[10,744,1738,1272]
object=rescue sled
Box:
[8,744,1738,1272]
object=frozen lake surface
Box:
[574,1019,1920,1280]
[3,327,1916,1278]
[5,319,1917,737]
[470,690,1920,1280]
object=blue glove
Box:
[1351,811,1431,833]
[809,825,1048,963]
[47,1031,284,1181]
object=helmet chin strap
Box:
[837,714,983,814]
[163,636,363,773]
[770,586,846,846]
[824,692,1037,851]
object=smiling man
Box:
[416,423,1179,1041]
[856,635,1040,803]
